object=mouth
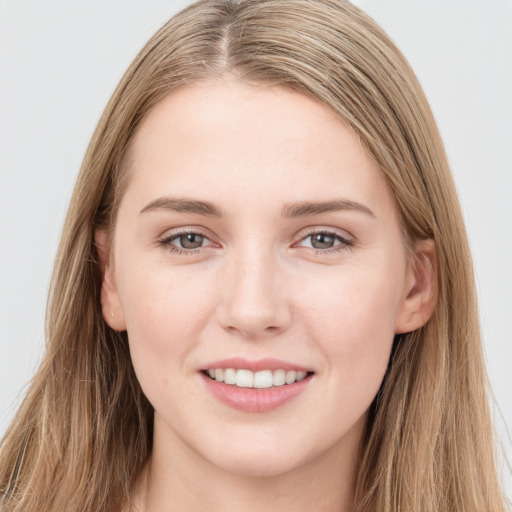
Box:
[200,359,314,413]
[202,368,313,388]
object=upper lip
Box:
[201,357,313,373]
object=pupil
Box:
[312,233,334,249]
[180,233,203,249]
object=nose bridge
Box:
[217,240,290,338]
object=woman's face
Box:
[101,81,429,477]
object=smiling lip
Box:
[200,358,314,413]
[203,357,312,373]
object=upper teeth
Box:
[207,368,308,388]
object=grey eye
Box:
[177,233,205,249]
[309,233,336,249]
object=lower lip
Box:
[201,373,312,413]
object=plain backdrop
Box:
[1,0,511,498]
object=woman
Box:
[0,0,508,510]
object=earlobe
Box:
[395,238,437,334]
[95,229,127,331]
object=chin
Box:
[196,430,322,479]
[209,451,305,478]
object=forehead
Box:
[122,80,393,215]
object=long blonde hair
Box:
[0,1,508,510]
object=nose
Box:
[215,247,292,339]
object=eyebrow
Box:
[282,199,375,218]
[140,196,375,219]
[140,197,225,217]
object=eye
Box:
[173,232,207,249]
[158,229,215,254]
[296,229,353,252]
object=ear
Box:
[95,229,126,331]
[395,238,437,334]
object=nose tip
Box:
[216,255,291,339]
[224,315,284,340]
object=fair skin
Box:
[97,80,436,512]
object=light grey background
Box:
[1,0,511,498]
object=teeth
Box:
[224,368,236,385]
[285,370,297,384]
[296,371,307,381]
[235,369,254,388]
[273,369,286,386]
[206,368,310,388]
[253,370,273,389]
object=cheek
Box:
[114,261,222,420]
[299,262,402,394]
[303,262,401,340]
[115,260,216,373]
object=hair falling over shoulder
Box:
[0,1,509,510]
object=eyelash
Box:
[157,228,354,256]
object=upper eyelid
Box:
[297,226,354,242]
[160,227,216,242]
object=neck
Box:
[130,415,363,512]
